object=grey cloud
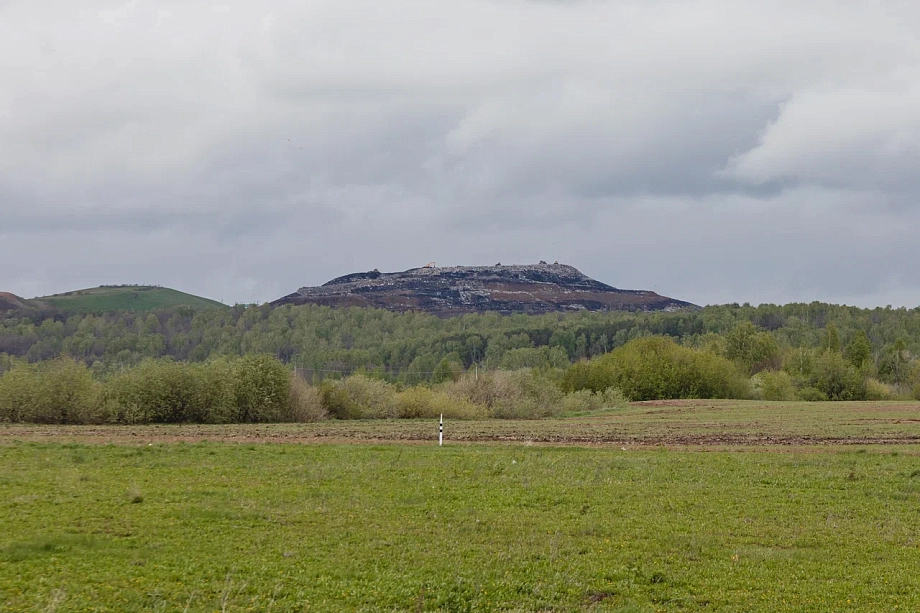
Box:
[2,0,920,307]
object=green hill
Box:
[36,286,227,313]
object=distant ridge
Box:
[272,263,696,316]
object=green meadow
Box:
[3,440,920,611]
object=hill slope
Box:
[36,286,227,313]
[272,263,695,315]
[0,292,36,313]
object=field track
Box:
[4,399,920,448]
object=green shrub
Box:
[562,337,750,401]
[796,387,829,402]
[198,358,237,423]
[864,378,894,401]
[811,351,866,401]
[753,371,796,401]
[320,382,359,420]
[105,360,214,424]
[104,358,239,424]
[231,354,291,422]
[912,382,920,402]
[29,358,101,424]
[320,375,398,419]
[0,363,38,422]
[394,387,485,419]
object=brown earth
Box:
[4,400,920,450]
[0,292,34,313]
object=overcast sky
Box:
[2,1,919,307]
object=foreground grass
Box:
[3,443,920,611]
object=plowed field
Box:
[4,399,920,449]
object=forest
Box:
[2,301,920,424]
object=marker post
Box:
[439,414,443,446]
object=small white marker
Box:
[439,414,443,446]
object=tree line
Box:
[2,301,920,401]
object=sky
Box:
[2,0,919,308]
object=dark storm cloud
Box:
[1,0,919,306]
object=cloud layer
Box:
[2,0,919,306]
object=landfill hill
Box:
[272,263,696,316]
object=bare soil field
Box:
[4,399,920,448]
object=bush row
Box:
[0,356,325,424]
[0,357,627,424]
[562,335,919,402]
[319,370,627,420]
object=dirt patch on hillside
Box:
[0,292,33,312]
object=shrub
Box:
[0,363,38,422]
[286,376,327,422]
[320,382,359,420]
[753,371,796,401]
[796,387,829,402]
[320,375,398,419]
[601,387,629,408]
[394,387,485,419]
[105,360,213,424]
[864,378,894,401]
[811,351,866,401]
[560,389,603,414]
[443,369,566,419]
[231,354,291,422]
[198,358,237,423]
[104,358,240,424]
[28,358,101,424]
[559,388,628,414]
[562,337,750,401]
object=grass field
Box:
[3,401,920,611]
[36,286,227,313]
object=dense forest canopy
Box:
[2,302,920,384]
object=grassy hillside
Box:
[36,285,226,313]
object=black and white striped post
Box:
[439,414,443,446]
